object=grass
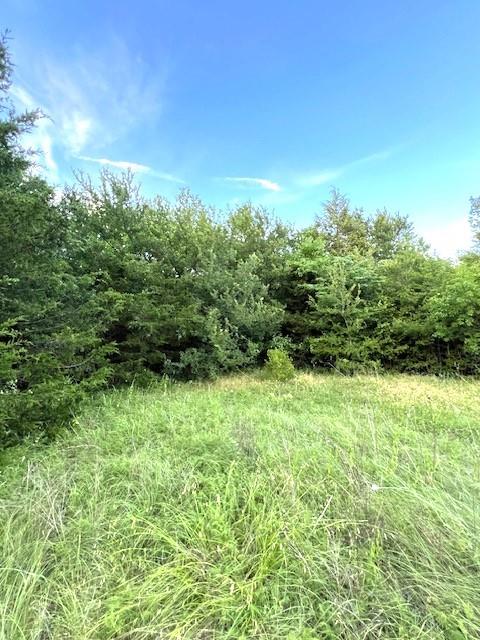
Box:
[1,372,479,639]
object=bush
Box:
[332,357,382,376]
[269,334,295,354]
[264,348,295,381]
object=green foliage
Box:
[283,197,470,375]
[429,256,480,372]
[469,195,480,249]
[264,348,295,380]
[62,175,283,384]
[269,333,295,354]
[375,248,451,371]
[315,188,417,259]
[0,34,112,446]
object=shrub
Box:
[264,348,295,381]
[269,334,294,354]
[332,357,382,376]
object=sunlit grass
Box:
[1,373,479,639]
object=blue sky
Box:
[4,0,480,256]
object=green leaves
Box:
[0,36,113,446]
[429,257,480,370]
[264,348,295,381]
[282,208,475,374]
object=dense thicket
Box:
[2,38,480,445]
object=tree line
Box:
[2,37,480,446]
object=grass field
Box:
[1,373,479,639]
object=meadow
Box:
[1,373,479,639]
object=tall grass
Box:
[1,373,479,639]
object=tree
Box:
[429,255,480,372]
[315,188,370,256]
[283,232,383,372]
[226,202,292,293]
[62,177,283,382]
[469,195,480,249]
[368,209,416,260]
[0,34,110,445]
[376,248,451,371]
[314,189,418,259]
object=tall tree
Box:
[315,188,370,256]
[0,34,110,445]
[368,209,416,260]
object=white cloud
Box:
[150,170,185,184]
[37,38,165,155]
[78,156,184,183]
[298,170,342,187]
[297,148,396,188]
[421,217,473,259]
[9,39,174,184]
[354,149,394,166]
[78,156,151,173]
[64,115,93,154]
[223,176,282,192]
[10,85,59,182]
[40,133,57,172]
[12,36,166,171]
[10,85,36,109]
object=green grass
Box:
[1,373,479,639]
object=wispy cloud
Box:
[223,176,282,192]
[40,133,57,173]
[151,170,185,184]
[10,85,36,109]
[36,37,165,155]
[10,36,169,184]
[78,156,184,183]
[297,148,396,188]
[78,156,151,173]
[298,170,343,187]
[355,149,395,165]
[11,85,59,183]
[64,115,93,154]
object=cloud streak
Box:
[78,156,184,183]
[37,37,166,156]
[297,148,396,188]
[9,79,182,185]
[78,156,151,173]
[11,85,59,183]
[10,36,169,184]
[298,170,343,187]
[223,176,282,192]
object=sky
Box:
[3,0,480,258]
